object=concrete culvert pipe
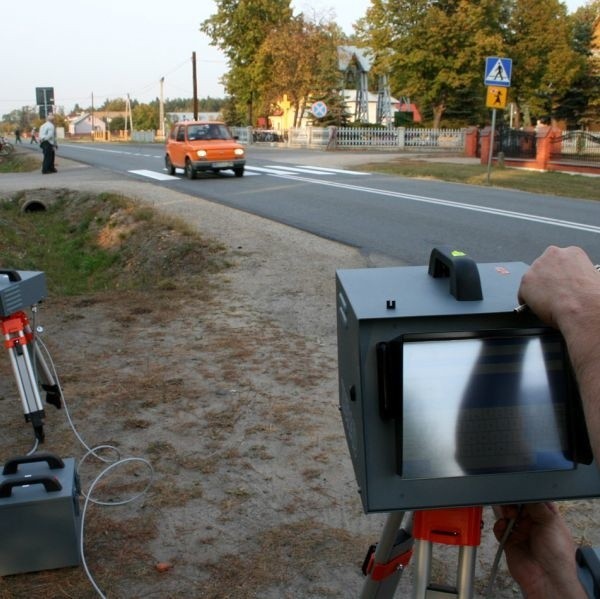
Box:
[17,189,65,213]
[21,199,48,212]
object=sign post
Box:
[484,58,512,184]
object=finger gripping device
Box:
[336,247,600,597]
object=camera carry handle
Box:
[428,246,483,301]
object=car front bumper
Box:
[191,159,246,171]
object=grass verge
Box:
[0,152,40,173]
[0,189,228,296]
[360,158,600,201]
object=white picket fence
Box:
[231,126,465,151]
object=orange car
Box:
[165,121,246,179]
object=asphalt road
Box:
[53,141,600,265]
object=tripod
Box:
[361,506,484,599]
[1,308,61,442]
[361,506,600,598]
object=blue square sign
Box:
[484,57,512,87]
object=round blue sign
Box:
[311,101,328,118]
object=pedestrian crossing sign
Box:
[484,57,512,87]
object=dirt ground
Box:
[0,155,599,599]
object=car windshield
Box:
[187,124,232,141]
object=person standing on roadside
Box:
[14,128,22,144]
[39,113,57,174]
[30,127,38,144]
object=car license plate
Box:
[213,161,233,168]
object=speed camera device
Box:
[336,247,600,513]
[0,269,46,317]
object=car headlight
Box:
[234,148,245,156]
[196,150,207,158]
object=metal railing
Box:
[551,131,600,164]
[231,126,466,151]
[495,128,536,159]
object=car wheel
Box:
[234,167,244,178]
[165,155,175,175]
[185,159,196,180]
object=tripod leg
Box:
[412,539,432,599]
[361,511,414,599]
[456,546,477,599]
[2,313,45,441]
[30,341,62,408]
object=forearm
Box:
[559,307,600,462]
[520,575,586,599]
[518,246,600,462]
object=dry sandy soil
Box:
[0,152,599,599]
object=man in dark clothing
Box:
[39,114,57,174]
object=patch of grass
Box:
[361,159,600,201]
[0,153,40,173]
[0,190,228,297]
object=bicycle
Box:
[0,136,15,156]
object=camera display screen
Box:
[401,331,574,478]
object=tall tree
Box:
[507,0,585,126]
[253,16,342,126]
[357,0,507,128]
[100,98,127,111]
[557,0,600,128]
[132,104,158,130]
[200,0,293,124]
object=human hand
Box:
[493,503,586,599]
[518,246,599,330]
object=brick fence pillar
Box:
[479,126,492,165]
[464,127,479,157]
[535,125,552,170]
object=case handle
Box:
[428,246,483,301]
[2,452,65,475]
[0,269,22,282]
[0,475,63,498]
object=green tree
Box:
[132,104,158,130]
[108,116,126,132]
[507,0,585,126]
[253,15,342,126]
[556,0,600,128]
[358,0,506,128]
[100,98,127,111]
[200,0,293,124]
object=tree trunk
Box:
[432,103,445,129]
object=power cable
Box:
[34,328,154,599]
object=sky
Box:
[0,0,589,117]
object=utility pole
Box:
[91,92,95,141]
[126,93,133,137]
[192,51,198,120]
[159,77,165,138]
